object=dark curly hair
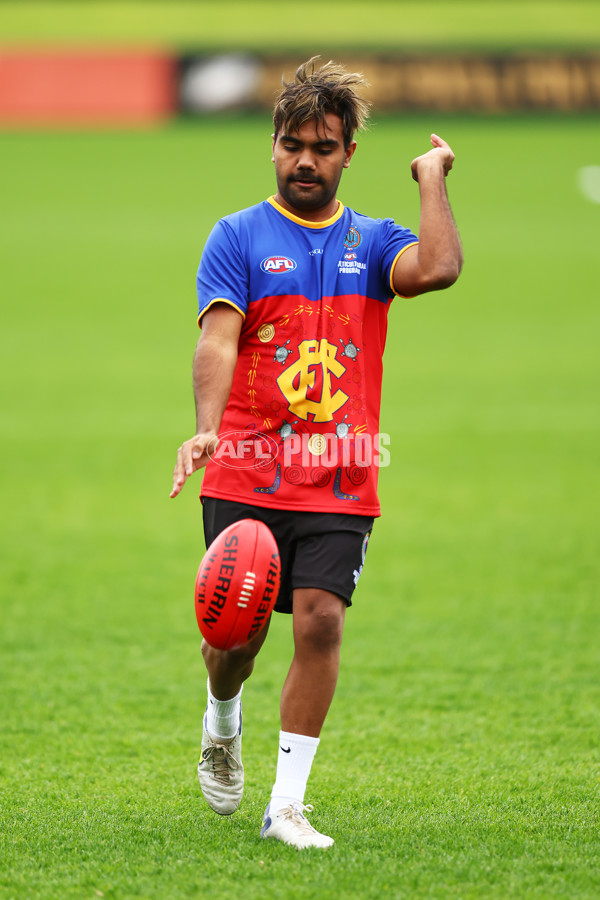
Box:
[273,56,370,149]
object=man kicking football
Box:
[171,57,462,848]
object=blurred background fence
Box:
[1,49,600,126]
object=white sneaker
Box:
[260,802,334,849]
[197,712,243,816]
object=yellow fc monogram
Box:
[277,339,348,423]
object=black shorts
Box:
[202,497,374,615]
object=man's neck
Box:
[273,192,340,223]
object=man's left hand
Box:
[411,134,455,182]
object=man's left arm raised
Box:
[392,133,463,298]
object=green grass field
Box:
[1,114,599,898]
[1,0,600,50]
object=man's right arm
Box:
[170,303,243,498]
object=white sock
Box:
[270,731,320,816]
[205,680,242,740]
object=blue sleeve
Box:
[196,219,249,323]
[377,218,419,298]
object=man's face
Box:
[272,113,356,218]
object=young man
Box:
[171,58,462,849]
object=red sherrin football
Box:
[195,519,281,650]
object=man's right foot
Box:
[197,712,243,815]
[260,802,334,849]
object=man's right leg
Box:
[198,623,270,815]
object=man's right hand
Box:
[170,432,218,498]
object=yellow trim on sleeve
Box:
[389,241,419,298]
[267,195,345,228]
[197,297,246,327]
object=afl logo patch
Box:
[344,227,361,250]
[261,256,297,274]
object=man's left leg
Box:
[281,587,346,737]
[261,587,345,849]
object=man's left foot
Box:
[260,802,334,849]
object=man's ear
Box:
[271,133,276,162]
[343,140,357,169]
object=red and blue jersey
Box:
[196,196,418,516]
